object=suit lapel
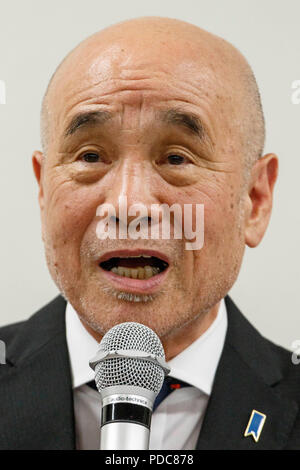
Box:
[196,296,298,449]
[0,296,75,449]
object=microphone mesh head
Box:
[94,322,165,393]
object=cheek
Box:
[43,179,103,258]
[161,175,240,235]
[193,187,244,279]
[168,176,243,267]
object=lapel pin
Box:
[244,409,266,442]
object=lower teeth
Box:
[111,265,160,279]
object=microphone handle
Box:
[100,422,150,450]
[100,401,152,450]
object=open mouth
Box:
[99,254,169,280]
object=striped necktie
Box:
[153,376,190,411]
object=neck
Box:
[81,302,220,362]
[162,302,220,361]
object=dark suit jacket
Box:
[0,295,299,449]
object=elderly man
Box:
[0,17,299,450]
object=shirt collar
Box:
[167,298,227,395]
[65,299,227,394]
[65,303,99,388]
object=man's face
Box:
[36,37,247,340]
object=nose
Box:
[104,158,158,227]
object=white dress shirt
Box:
[65,299,228,450]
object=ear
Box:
[244,153,278,247]
[32,150,45,211]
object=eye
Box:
[167,154,187,165]
[81,152,101,163]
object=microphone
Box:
[89,322,170,450]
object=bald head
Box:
[40,16,265,177]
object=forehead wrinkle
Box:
[55,65,214,118]
[50,59,218,139]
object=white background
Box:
[0,0,299,350]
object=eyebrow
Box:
[64,110,113,137]
[63,108,210,145]
[159,108,206,142]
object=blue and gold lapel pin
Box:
[244,410,266,442]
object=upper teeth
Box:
[126,255,151,258]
